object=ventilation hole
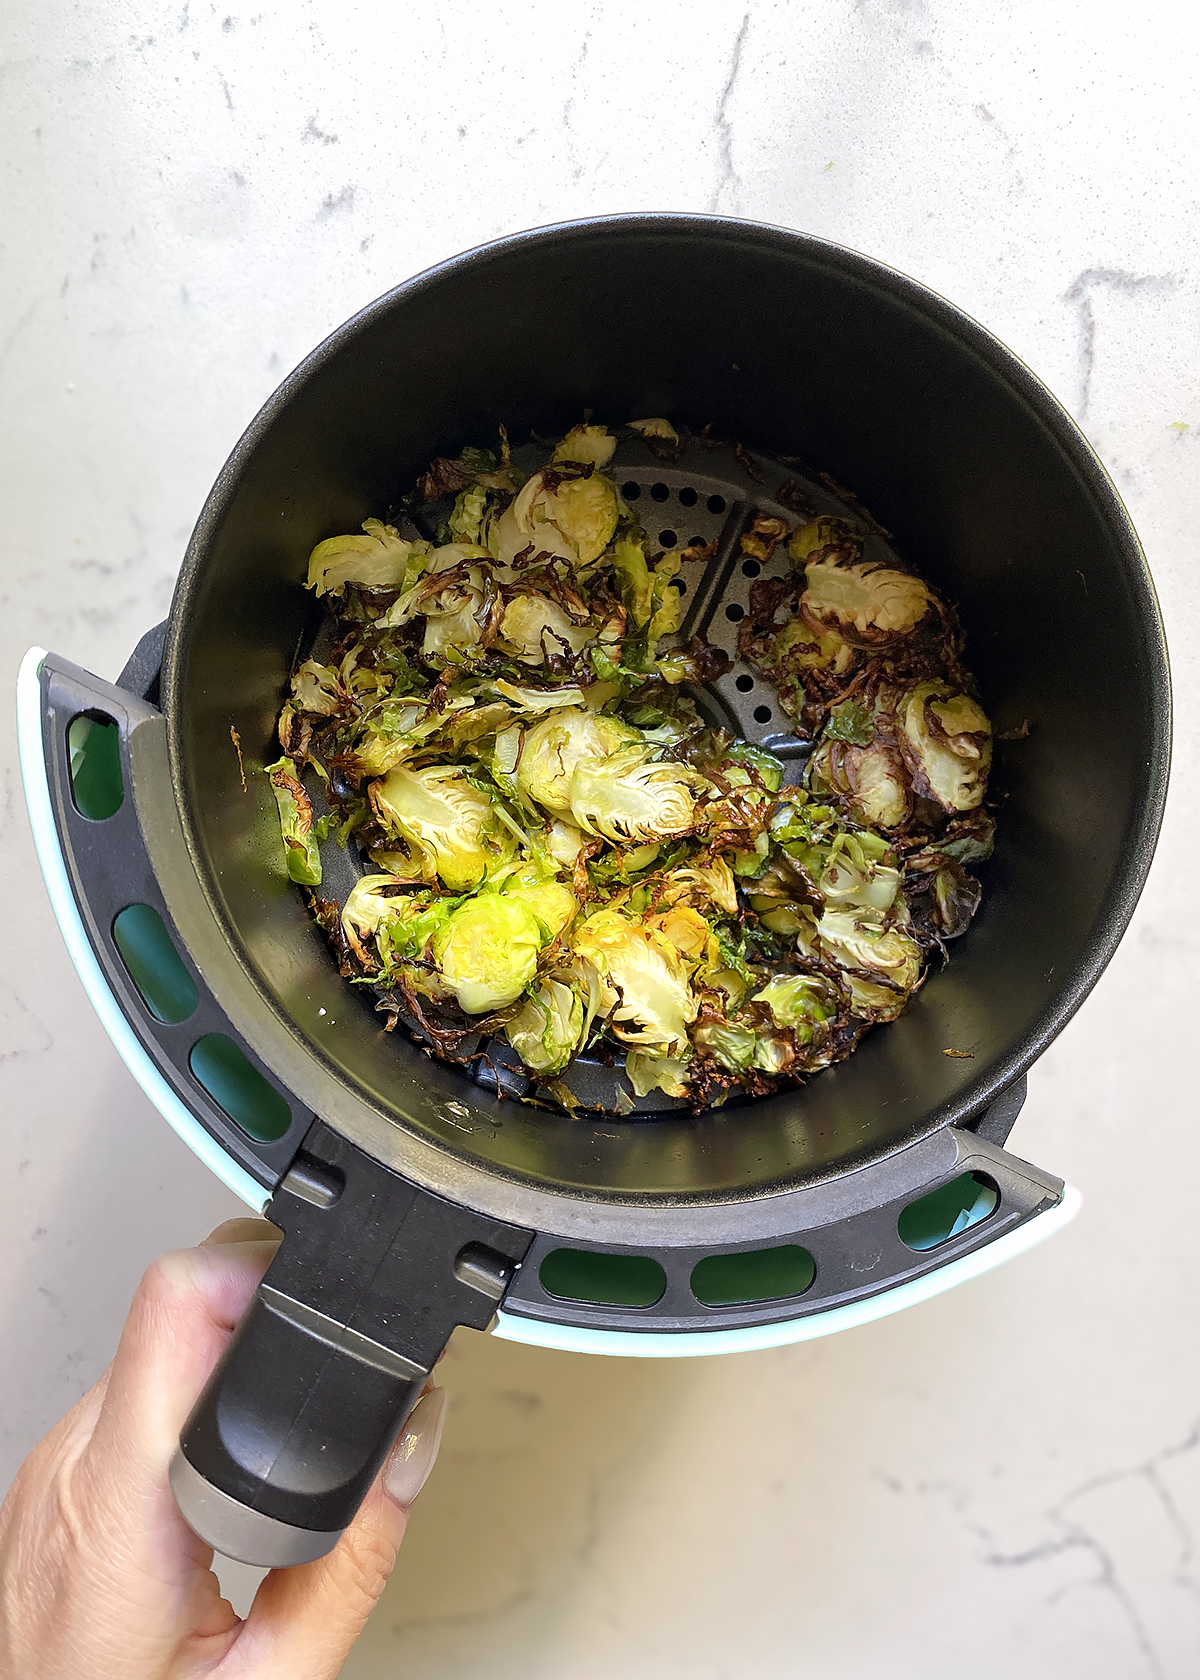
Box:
[735,674,754,692]
[675,577,688,594]
[189,1034,292,1143]
[742,559,761,577]
[753,704,773,724]
[621,480,641,501]
[707,493,727,514]
[659,529,677,547]
[689,535,707,549]
[67,713,124,821]
[898,1172,999,1253]
[539,1249,666,1308]
[691,1245,816,1307]
[650,482,670,502]
[725,602,745,622]
[112,905,198,1024]
[677,485,698,508]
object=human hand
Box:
[0,1218,446,1679]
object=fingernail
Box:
[201,1218,282,1247]
[384,1386,447,1509]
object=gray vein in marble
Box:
[974,1418,1200,1679]
[303,114,338,145]
[560,28,592,183]
[707,11,749,216]
[1065,268,1179,421]
[317,184,356,220]
[0,301,38,387]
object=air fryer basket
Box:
[167,218,1167,1202]
[23,217,1168,1566]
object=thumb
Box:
[232,1385,447,1678]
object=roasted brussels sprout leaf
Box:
[266,757,322,885]
[271,420,995,1114]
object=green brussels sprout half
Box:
[552,424,618,467]
[803,557,933,640]
[625,1050,691,1098]
[498,593,595,665]
[816,909,922,1020]
[501,867,579,942]
[432,895,543,1014]
[570,746,703,845]
[307,519,429,598]
[693,1020,756,1073]
[897,682,993,811]
[511,467,619,565]
[751,975,836,1040]
[448,485,489,546]
[373,764,515,891]
[517,709,639,819]
[505,979,586,1076]
[572,908,697,1055]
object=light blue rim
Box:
[493,1186,1081,1357]
[16,647,269,1213]
[18,644,1079,1353]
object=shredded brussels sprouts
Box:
[268,420,996,1113]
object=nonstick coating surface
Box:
[162,216,1169,1206]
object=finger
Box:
[234,1386,447,1678]
[0,1240,283,1679]
[70,1237,283,1584]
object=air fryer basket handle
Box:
[172,1122,532,1567]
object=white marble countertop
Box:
[3,2,1199,1673]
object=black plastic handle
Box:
[33,646,308,1193]
[172,1122,532,1566]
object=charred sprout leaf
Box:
[432,895,543,1014]
[787,515,859,566]
[931,858,983,938]
[266,757,322,885]
[739,515,789,562]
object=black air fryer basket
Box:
[18,217,1169,1568]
